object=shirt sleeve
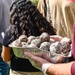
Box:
[3,26,14,47]
[71,61,75,75]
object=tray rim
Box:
[9,43,72,58]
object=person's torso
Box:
[3,27,41,72]
[49,0,75,39]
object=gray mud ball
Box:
[40,32,50,42]
[21,42,28,47]
[60,37,71,44]
[18,35,28,42]
[31,38,41,47]
[40,42,50,51]
[60,37,71,54]
[27,36,36,44]
[27,43,38,48]
[50,42,62,55]
[12,39,22,47]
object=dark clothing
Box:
[3,27,40,72]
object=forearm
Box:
[1,46,12,62]
[46,62,74,75]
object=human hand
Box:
[24,51,67,74]
[32,52,55,63]
[24,51,53,75]
[50,35,63,41]
[24,52,50,67]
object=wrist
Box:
[42,63,52,75]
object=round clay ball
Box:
[12,39,22,47]
[27,43,38,48]
[60,37,71,54]
[40,42,50,51]
[21,42,28,47]
[60,37,71,45]
[18,35,28,42]
[40,32,50,42]
[27,36,36,44]
[31,38,41,47]
[49,42,62,55]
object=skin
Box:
[24,51,74,75]
[24,35,74,75]
[1,35,62,62]
[1,46,11,62]
[1,35,74,75]
[46,61,73,75]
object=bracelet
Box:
[42,63,52,75]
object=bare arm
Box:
[46,61,73,75]
[1,45,12,62]
[25,52,74,75]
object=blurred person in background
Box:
[37,0,52,24]
[37,0,75,40]
[0,0,13,75]
[1,0,56,75]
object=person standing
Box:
[0,0,13,75]
[1,0,56,75]
[37,0,52,23]
[49,0,75,40]
[37,0,75,40]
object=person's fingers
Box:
[24,52,42,61]
[31,52,53,62]
[24,52,49,66]
[42,52,54,63]
[24,51,34,58]
[32,52,43,57]
[25,51,54,63]
[50,35,63,41]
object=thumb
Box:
[24,52,49,66]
